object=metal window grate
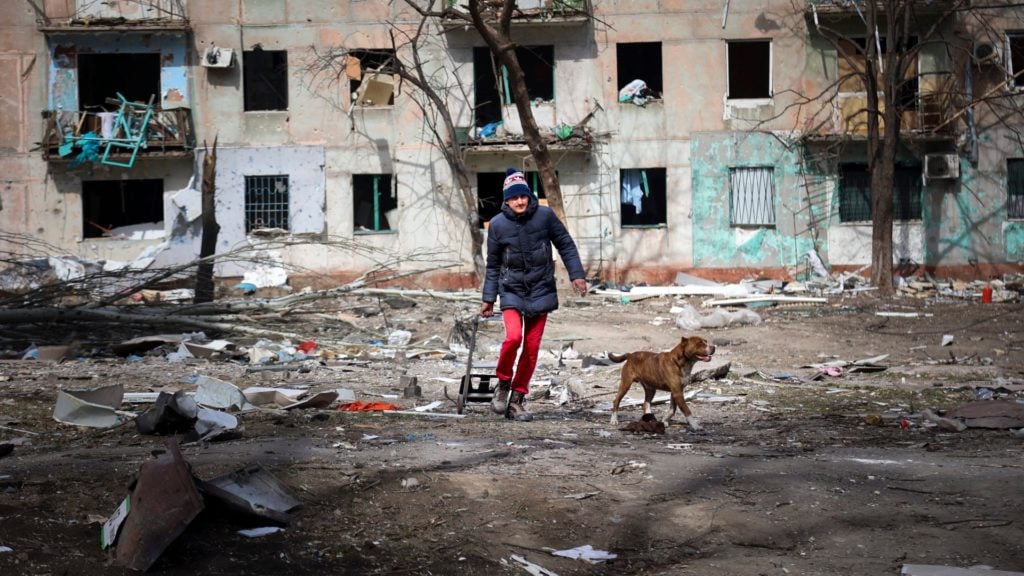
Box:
[839,165,922,222]
[1010,159,1024,219]
[244,175,290,233]
[730,167,776,226]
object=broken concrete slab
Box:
[114,439,204,571]
[52,383,124,428]
[198,463,300,525]
[945,401,1024,429]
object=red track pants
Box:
[496,309,548,394]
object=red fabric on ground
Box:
[336,401,401,412]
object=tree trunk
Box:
[468,0,568,223]
[195,140,219,303]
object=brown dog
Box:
[608,336,715,430]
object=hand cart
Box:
[451,315,499,414]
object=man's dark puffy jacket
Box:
[482,194,586,316]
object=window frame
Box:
[729,166,776,227]
[81,178,164,239]
[616,42,663,101]
[353,173,397,234]
[244,174,291,233]
[619,167,667,228]
[726,39,773,101]
[837,164,922,224]
[346,49,397,107]
[1007,32,1024,91]
[243,49,289,112]
[1008,158,1024,220]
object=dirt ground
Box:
[1,290,1023,576]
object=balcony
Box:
[42,102,195,167]
[37,0,189,32]
[806,0,959,16]
[442,0,592,30]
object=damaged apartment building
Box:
[1,0,1023,289]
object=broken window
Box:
[346,49,396,106]
[727,40,772,99]
[472,45,554,128]
[616,42,662,103]
[477,171,548,226]
[1009,159,1024,219]
[838,164,922,223]
[78,53,160,109]
[1008,33,1024,90]
[620,168,667,227]
[244,175,290,233]
[243,49,288,111]
[353,174,396,233]
[838,37,918,109]
[730,167,776,226]
[81,179,163,238]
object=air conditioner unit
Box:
[973,41,1002,66]
[201,46,235,69]
[924,153,960,180]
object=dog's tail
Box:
[607,352,629,363]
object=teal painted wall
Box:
[690,132,825,268]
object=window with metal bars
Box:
[620,168,667,227]
[1009,159,1024,219]
[729,167,776,226]
[244,175,290,233]
[354,174,397,233]
[838,164,922,223]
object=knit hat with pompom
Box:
[502,168,531,201]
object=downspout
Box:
[964,56,978,166]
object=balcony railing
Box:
[42,105,194,167]
[443,0,592,28]
[38,0,188,31]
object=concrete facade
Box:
[1,0,1022,289]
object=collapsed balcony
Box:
[42,95,195,167]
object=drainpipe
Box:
[964,56,978,166]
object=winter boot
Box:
[506,391,533,422]
[490,379,511,414]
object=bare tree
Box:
[405,0,571,223]
[306,0,486,280]
[795,0,1024,295]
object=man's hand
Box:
[571,278,588,297]
[480,302,495,317]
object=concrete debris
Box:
[945,401,1024,429]
[901,565,1024,576]
[113,440,204,571]
[198,463,301,525]
[52,383,124,428]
